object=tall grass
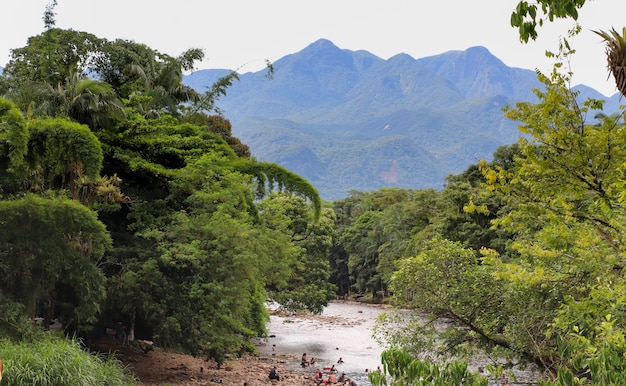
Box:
[0,336,135,385]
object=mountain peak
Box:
[299,38,342,55]
[388,52,416,63]
[277,38,356,75]
[465,45,492,55]
[307,38,337,49]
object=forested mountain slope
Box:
[184,39,621,200]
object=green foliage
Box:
[260,193,337,313]
[368,348,488,386]
[181,114,251,158]
[22,67,126,130]
[4,28,104,87]
[471,46,626,381]
[42,0,58,30]
[0,293,36,340]
[342,210,385,296]
[0,335,134,385]
[539,314,626,385]
[0,98,29,177]
[101,144,324,357]
[330,189,441,297]
[152,205,272,356]
[0,15,351,366]
[0,194,110,329]
[510,0,586,42]
[1,116,109,202]
[127,154,328,356]
[237,159,322,220]
[389,236,514,354]
[28,117,103,180]
[492,58,626,250]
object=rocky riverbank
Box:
[92,340,316,385]
[96,300,386,385]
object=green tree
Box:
[342,210,385,297]
[144,154,279,357]
[42,0,58,31]
[126,48,203,117]
[4,28,103,88]
[260,192,337,313]
[91,38,204,117]
[0,195,110,331]
[490,57,626,252]
[376,189,441,289]
[386,236,517,360]
[329,191,376,296]
[432,146,520,258]
[182,113,251,158]
[1,15,324,363]
[472,47,626,380]
[94,110,321,357]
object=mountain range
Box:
[183,39,622,200]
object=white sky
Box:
[2,1,626,96]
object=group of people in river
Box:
[303,353,359,385]
[268,352,372,385]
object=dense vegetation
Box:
[0,3,333,383]
[338,43,626,386]
[2,2,626,385]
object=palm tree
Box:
[124,48,203,118]
[25,67,125,130]
[594,27,626,98]
[64,69,126,130]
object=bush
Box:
[0,335,135,386]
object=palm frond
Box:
[594,27,626,97]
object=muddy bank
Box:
[92,338,314,385]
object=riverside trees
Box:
[329,4,626,383]
[331,49,626,383]
[0,18,331,362]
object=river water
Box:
[259,301,542,385]
[260,301,385,385]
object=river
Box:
[259,300,543,386]
[260,301,385,385]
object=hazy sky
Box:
[2,1,626,96]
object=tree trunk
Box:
[129,311,135,342]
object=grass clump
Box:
[0,335,135,386]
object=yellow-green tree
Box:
[480,51,626,380]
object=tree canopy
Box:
[0,18,325,362]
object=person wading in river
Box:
[301,353,310,367]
